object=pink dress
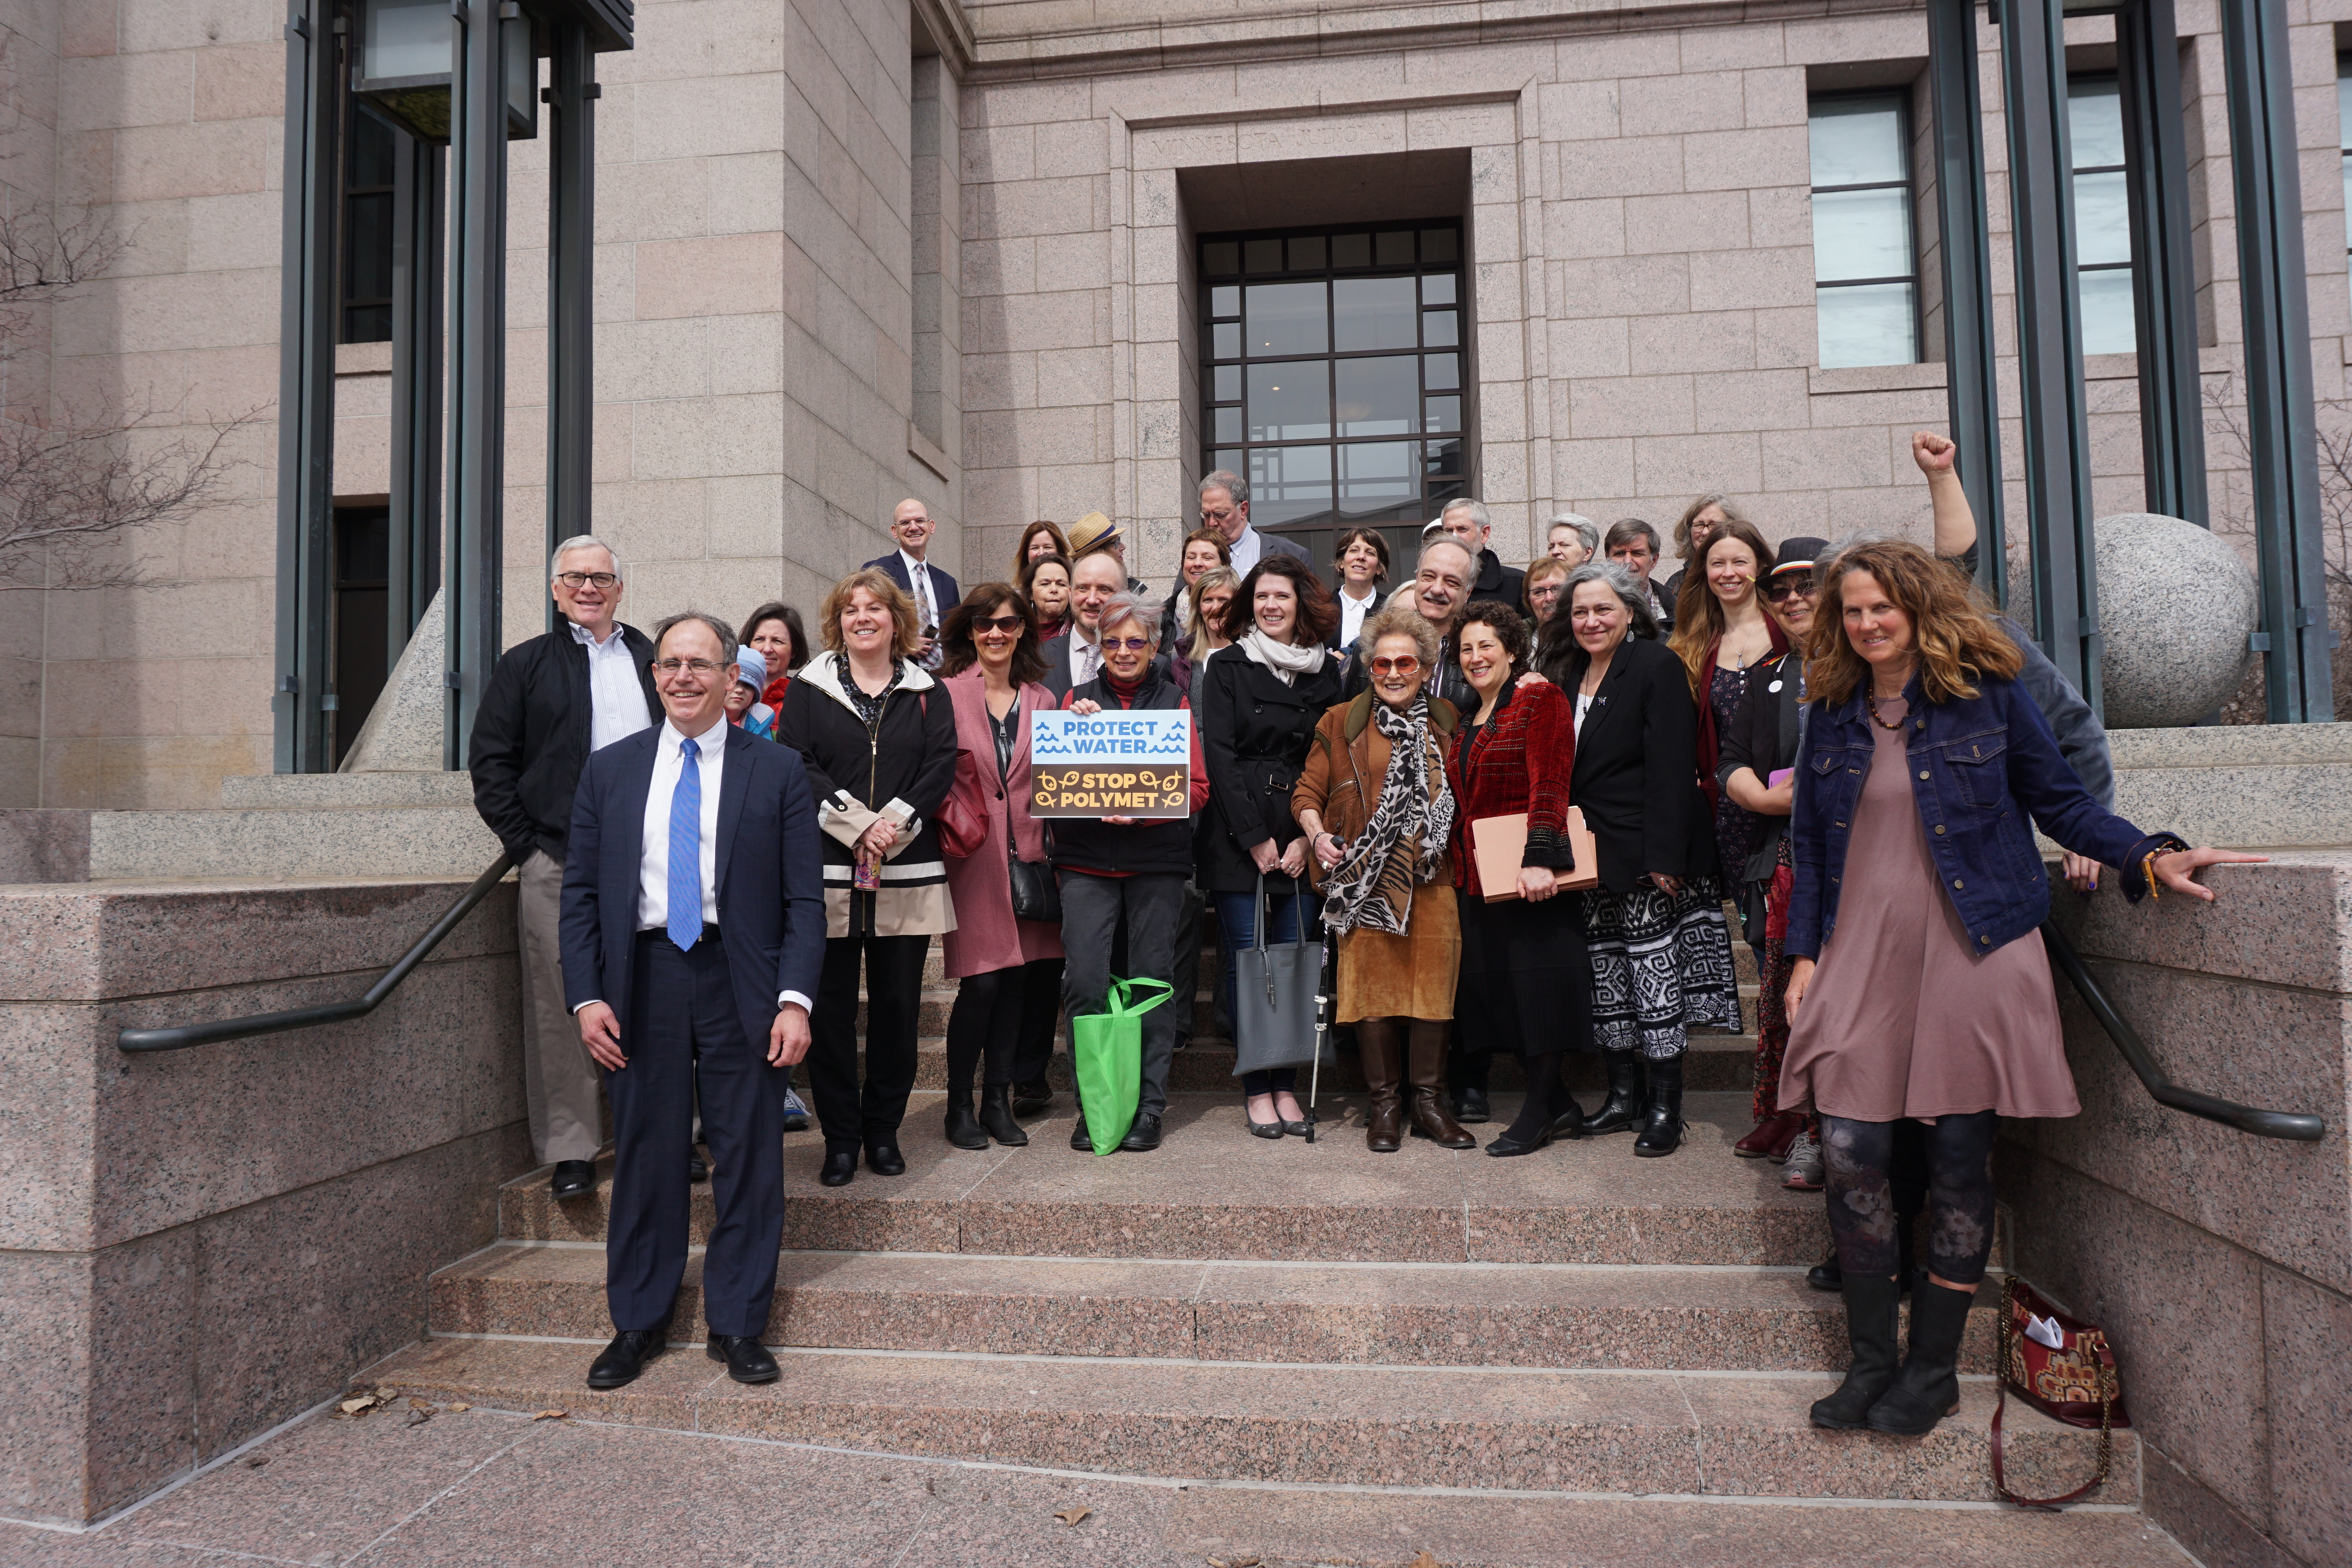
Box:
[1777,695,2080,1122]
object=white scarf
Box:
[1239,628,1327,686]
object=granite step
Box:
[501,1091,1831,1263]
[371,1335,2128,1506]
[902,1029,1760,1092]
[432,1242,1998,1373]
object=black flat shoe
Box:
[1485,1127,1554,1157]
[865,1141,907,1176]
[1118,1112,1163,1152]
[1453,1085,1490,1124]
[707,1333,780,1385]
[1070,1113,1093,1151]
[1807,1249,1842,1292]
[688,1145,709,1184]
[551,1160,595,1200]
[586,1327,666,1390]
[819,1146,857,1187]
[1014,1081,1053,1116]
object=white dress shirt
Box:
[574,620,653,753]
[897,548,937,628]
[568,715,810,1018]
[1229,526,1263,576]
[1336,584,1378,653]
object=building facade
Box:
[0,0,2346,806]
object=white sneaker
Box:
[1781,1129,1825,1191]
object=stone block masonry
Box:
[0,875,530,1524]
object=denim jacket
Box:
[1786,671,2180,962]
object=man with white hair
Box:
[1423,497,1524,613]
[471,535,661,1201]
[1344,536,1479,712]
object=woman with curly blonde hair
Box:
[1782,536,2259,1441]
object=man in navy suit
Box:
[560,611,825,1390]
[864,498,959,668]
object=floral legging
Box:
[1751,851,1797,1123]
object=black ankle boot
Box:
[1810,1273,1904,1429]
[978,1084,1028,1147]
[1581,1052,1644,1135]
[943,1094,988,1150]
[1867,1281,1977,1434]
[1632,1056,1685,1156]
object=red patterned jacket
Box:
[1444,678,1580,898]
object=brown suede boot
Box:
[1357,1018,1406,1152]
[1406,1020,1477,1148]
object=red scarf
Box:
[1103,666,1147,705]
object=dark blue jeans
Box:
[1216,889,1318,1096]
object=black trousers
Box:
[605,932,785,1338]
[808,933,930,1148]
[1010,955,1063,1086]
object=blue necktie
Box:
[668,737,702,950]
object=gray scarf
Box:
[1319,695,1454,937]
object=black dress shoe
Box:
[688,1145,709,1184]
[1807,1249,1842,1292]
[865,1141,907,1176]
[587,1327,667,1390]
[819,1145,858,1187]
[551,1160,596,1200]
[1070,1112,1093,1151]
[1118,1112,1163,1152]
[1013,1080,1053,1116]
[1485,1126,1554,1157]
[1454,1085,1491,1124]
[706,1333,780,1385]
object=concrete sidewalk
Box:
[0,1396,2197,1568]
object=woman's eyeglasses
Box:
[1102,636,1153,652]
[972,614,1026,632]
[1763,572,1816,602]
[1370,655,1422,675]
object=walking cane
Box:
[1306,933,1338,1143]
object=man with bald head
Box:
[864,498,960,668]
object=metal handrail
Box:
[116,852,517,1054]
[2042,919,2327,1142]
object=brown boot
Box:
[1406,1020,1477,1149]
[1357,1018,1406,1152]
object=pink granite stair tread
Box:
[431,1243,1995,1371]
[377,1334,721,1428]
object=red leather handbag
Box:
[1991,1276,2131,1508]
[937,748,989,860]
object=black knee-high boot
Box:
[1867,1280,1976,1434]
[1810,1273,1904,1429]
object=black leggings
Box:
[1822,1111,1999,1287]
[945,962,1037,1096]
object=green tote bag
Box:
[1069,977,1172,1156]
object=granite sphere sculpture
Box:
[2093,512,2258,728]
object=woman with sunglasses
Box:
[1715,537,1827,1179]
[1293,605,1474,1151]
[1198,555,1347,1137]
[934,586,1063,1151]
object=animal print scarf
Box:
[1320,694,1455,938]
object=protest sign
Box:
[1029,710,1191,818]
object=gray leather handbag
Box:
[1230,875,1332,1078]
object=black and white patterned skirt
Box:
[1579,879,1744,1060]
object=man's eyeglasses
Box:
[1102,636,1153,652]
[1763,572,1816,602]
[653,658,727,676]
[1370,655,1422,675]
[556,572,617,590]
[972,613,1026,633]
[1200,509,1238,526]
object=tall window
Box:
[340,107,397,344]
[1198,223,1466,566]
[2069,76,2135,355]
[2339,56,2351,316]
[1808,94,1920,368]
